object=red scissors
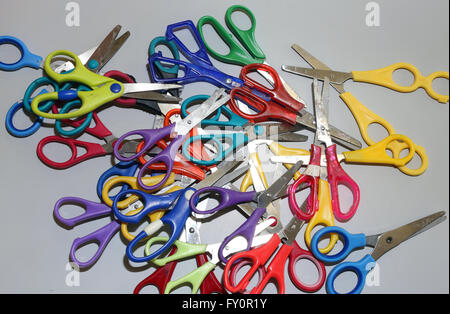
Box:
[228,63,362,151]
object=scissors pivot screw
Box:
[110,83,122,93]
[189,227,195,233]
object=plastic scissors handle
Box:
[287,241,326,293]
[240,63,305,113]
[310,226,372,294]
[126,188,194,263]
[197,5,265,65]
[288,144,322,221]
[112,188,184,224]
[53,197,111,228]
[37,136,108,169]
[149,36,180,76]
[352,63,449,103]
[190,186,256,215]
[326,145,360,222]
[5,100,43,137]
[304,179,339,254]
[223,233,280,293]
[23,76,59,113]
[229,86,298,125]
[340,92,428,176]
[96,161,140,201]
[31,50,123,119]
[53,99,94,138]
[0,36,42,71]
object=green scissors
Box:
[197,4,304,104]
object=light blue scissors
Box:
[310,211,446,294]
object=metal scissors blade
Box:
[86,25,130,73]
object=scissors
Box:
[227,63,363,151]
[113,89,230,191]
[145,216,274,294]
[149,20,243,90]
[197,4,304,103]
[52,173,171,268]
[310,211,446,294]
[283,58,449,104]
[190,160,304,264]
[222,209,326,294]
[36,106,141,169]
[282,44,429,176]
[29,29,181,120]
[112,159,249,263]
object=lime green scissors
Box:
[30,27,181,120]
[197,4,304,104]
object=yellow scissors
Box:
[282,44,430,176]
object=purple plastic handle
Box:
[190,187,256,215]
[54,197,111,228]
[113,124,176,162]
[136,133,186,191]
[218,207,266,264]
[70,220,120,269]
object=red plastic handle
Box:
[287,240,326,293]
[228,259,267,294]
[195,253,227,294]
[223,234,279,293]
[133,247,178,294]
[325,145,360,222]
[37,136,106,169]
[240,63,305,113]
[229,87,297,125]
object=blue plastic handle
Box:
[326,254,376,294]
[181,94,248,127]
[112,189,184,224]
[96,161,140,200]
[125,188,194,263]
[5,100,43,137]
[148,52,243,90]
[310,226,367,263]
[165,20,215,70]
[0,36,42,71]
[182,132,248,166]
[54,85,93,137]
[148,36,179,75]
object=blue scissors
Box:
[310,211,446,294]
[111,159,248,263]
[148,20,243,90]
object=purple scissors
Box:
[113,89,230,191]
[189,160,304,263]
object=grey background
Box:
[0,0,448,294]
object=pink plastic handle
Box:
[37,136,106,169]
[325,145,360,222]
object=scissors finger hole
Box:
[292,257,322,287]
[200,23,231,56]
[47,53,77,74]
[228,8,253,31]
[309,225,342,253]
[392,68,416,88]
[330,270,360,294]
[431,77,449,97]
[366,122,390,144]
[0,42,23,64]
[40,141,80,163]
[171,28,202,54]
[55,202,87,221]
[228,258,263,292]
[73,241,102,264]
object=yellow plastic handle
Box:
[268,142,309,180]
[340,91,428,175]
[120,185,183,242]
[31,50,123,119]
[343,134,415,167]
[240,152,268,191]
[304,179,338,254]
[352,63,449,103]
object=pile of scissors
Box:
[1,3,448,294]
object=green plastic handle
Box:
[145,237,207,266]
[164,261,216,294]
[197,5,265,66]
